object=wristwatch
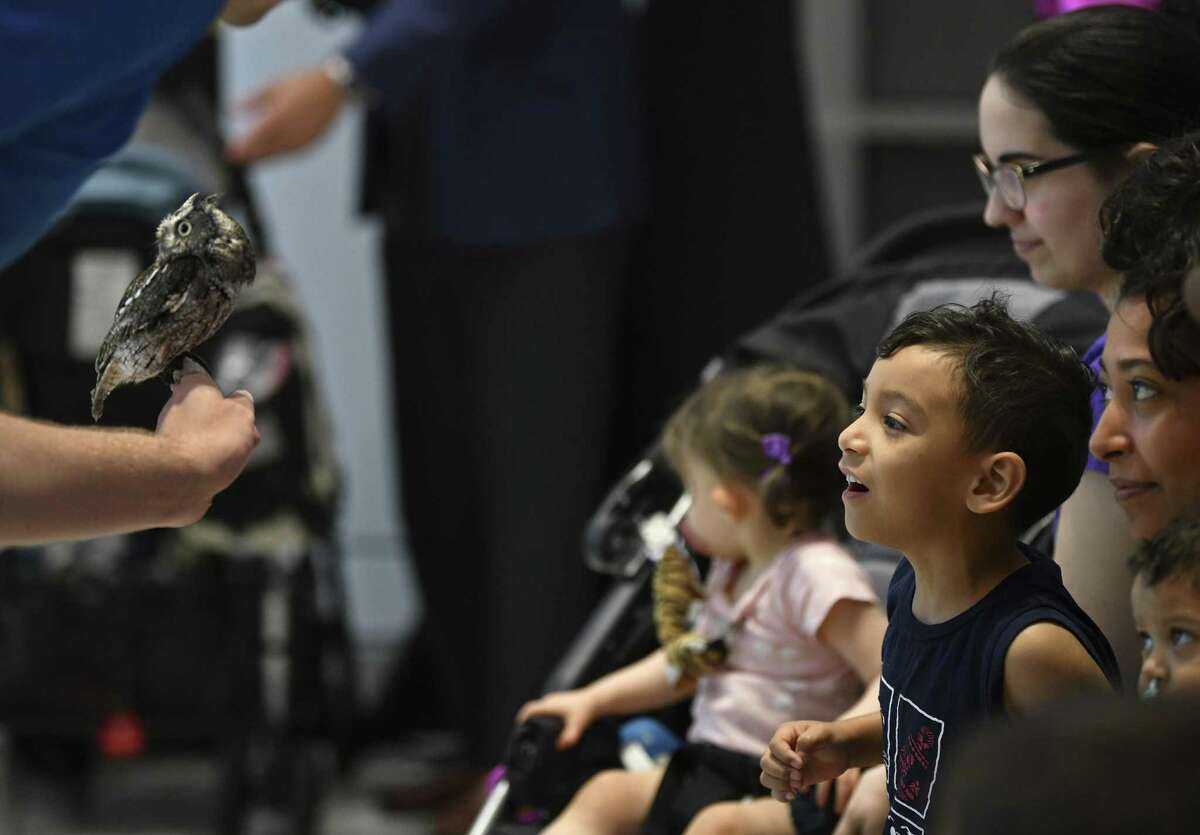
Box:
[321,53,364,99]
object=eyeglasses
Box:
[972,151,1096,211]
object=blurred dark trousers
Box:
[382,227,630,766]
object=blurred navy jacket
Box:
[0,0,222,269]
[343,0,646,245]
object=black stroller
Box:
[467,203,1109,834]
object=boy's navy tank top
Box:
[877,543,1120,835]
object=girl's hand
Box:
[831,765,888,835]
[814,766,861,815]
[515,690,597,750]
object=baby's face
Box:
[677,457,742,561]
[1131,572,1200,700]
[837,346,986,552]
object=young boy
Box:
[760,297,1121,834]
[1129,515,1200,700]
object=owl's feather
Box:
[90,194,255,421]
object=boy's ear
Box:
[966,452,1026,517]
[711,483,751,521]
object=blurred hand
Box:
[226,67,345,163]
[221,0,285,26]
[156,360,260,521]
[515,689,597,750]
[831,765,888,835]
[815,766,861,816]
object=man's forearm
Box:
[0,413,209,545]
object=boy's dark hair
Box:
[991,3,1200,181]
[662,366,849,532]
[1128,515,1200,591]
[1101,132,1200,380]
[876,296,1093,533]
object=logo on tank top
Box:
[880,675,945,835]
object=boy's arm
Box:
[517,649,694,749]
[1003,622,1112,715]
[761,711,884,801]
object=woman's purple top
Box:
[1084,334,1108,475]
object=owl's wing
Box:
[95,255,203,373]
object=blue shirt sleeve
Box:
[0,0,221,268]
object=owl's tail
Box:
[90,364,120,422]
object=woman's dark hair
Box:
[1102,132,1200,379]
[662,366,849,532]
[991,3,1200,178]
[877,295,1094,533]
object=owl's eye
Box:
[176,220,192,237]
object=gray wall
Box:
[220,4,418,706]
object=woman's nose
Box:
[1089,400,1130,461]
[982,188,1019,229]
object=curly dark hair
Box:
[1101,132,1200,379]
[1129,515,1200,591]
[991,3,1200,179]
[662,366,849,532]
[877,295,1093,533]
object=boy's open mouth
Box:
[846,475,870,493]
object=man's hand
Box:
[515,689,597,750]
[761,721,851,802]
[226,68,345,164]
[156,361,259,525]
[831,765,888,835]
[221,0,285,26]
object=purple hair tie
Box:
[761,433,793,473]
[1034,0,1158,19]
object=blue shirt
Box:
[0,0,222,268]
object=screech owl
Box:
[91,193,257,421]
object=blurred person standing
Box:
[228,0,647,807]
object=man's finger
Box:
[228,388,255,408]
[236,84,277,113]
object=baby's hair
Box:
[662,366,849,532]
[1128,515,1200,591]
[1102,131,1200,380]
[876,295,1093,532]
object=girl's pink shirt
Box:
[686,536,880,757]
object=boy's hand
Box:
[515,690,596,750]
[760,721,850,801]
